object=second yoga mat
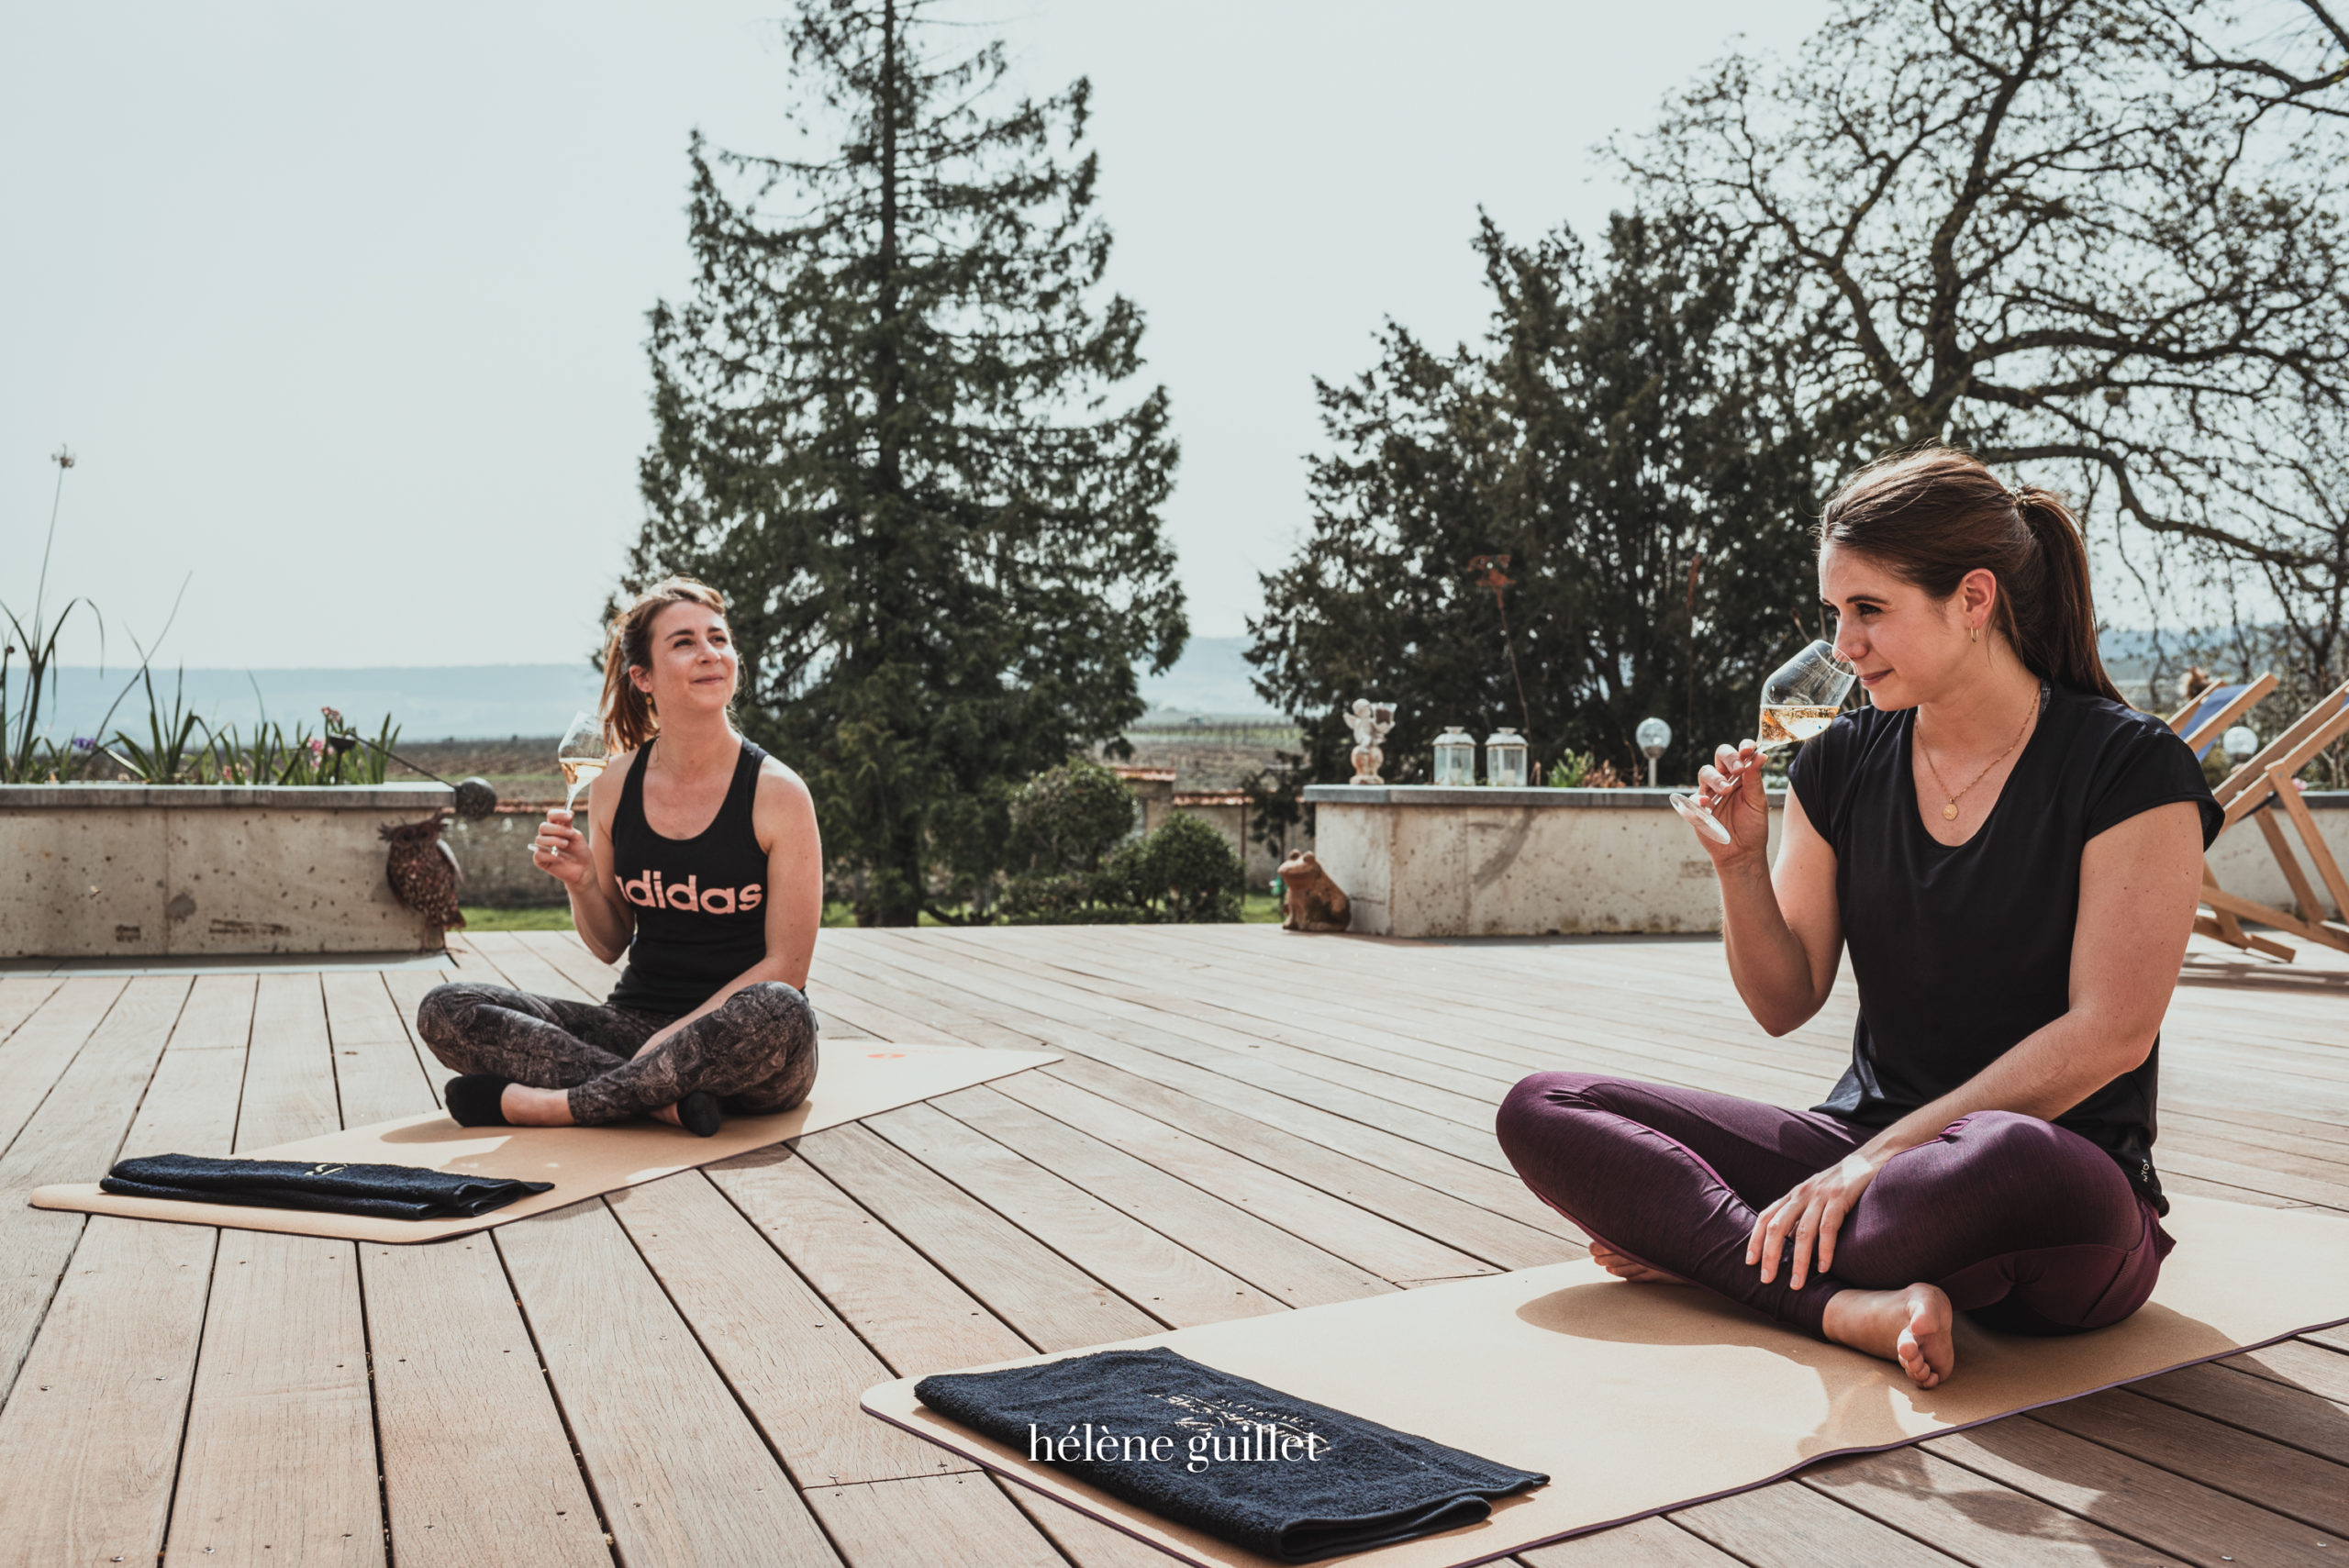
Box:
[863,1192,2349,1568]
[30,1042,1059,1242]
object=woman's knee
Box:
[726,981,816,1040]
[415,982,495,1062]
[1497,1072,1614,1144]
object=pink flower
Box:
[308,737,326,761]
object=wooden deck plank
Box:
[165,973,384,1568]
[1518,1513,1746,1564]
[799,1473,1071,1568]
[0,975,130,1161]
[845,937,1522,1168]
[2127,1359,2349,1463]
[930,1081,1397,1308]
[789,1123,1161,1353]
[817,949,1573,1242]
[861,1099,1282,1329]
[1925,1417,2343,1562]
[495,1198,842,1568]
[0,974,247,1568]
[2224,1339,2349,1405]
[981,1067,1495,1284]
[1798,1447,2188,1565]
[1667,1476,1970,1565]
[2027,1387,2349,1536]
[324,969,612,1568]
[0,975,189,1404]
[604,1170,975,1487]
[0,975,62,1046]
[1029,1051,1570,1272]
[704,1143,1039,1378]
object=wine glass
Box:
[556,711,607,816]
[1668,639,1855,845]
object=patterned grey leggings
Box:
[415,980,819,1126]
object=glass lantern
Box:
[1432,726,1477,786]
[1483,727,1529,787]
[2222,725,2260,765]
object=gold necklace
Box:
[1919,686,2041,823]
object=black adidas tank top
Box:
[605,734,774,1018]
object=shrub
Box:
[1008,758,1137,874]
[1111,813,1243,924]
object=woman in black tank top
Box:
[1495,449,2216,1393]
[415,577,824,1137]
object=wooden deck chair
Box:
[2186,676,2349,962]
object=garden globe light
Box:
[1636,717,1673,785]
[2223,725,2259,765]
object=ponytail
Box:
[598,576,732,755]
[2008,486,2124,706]
[1818,446,2126,706]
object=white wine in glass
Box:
[556,711,607,815]
[1669,639,1855,845]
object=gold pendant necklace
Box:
[1920,687,2041,823]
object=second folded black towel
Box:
[102,1152,554,1222]
[913,1345,1546,1562]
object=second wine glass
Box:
[1668,639,1855,844]
[556,711,607,816]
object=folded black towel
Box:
[102,1153,554,1223]
[913,1346,1546,1562]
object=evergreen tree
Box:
[1247,210,1834,806]
[628,0,1186,925]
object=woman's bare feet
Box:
[1821,1283,1955,1388]
[495,1084,687,1129]
[1587,1239,1693,1285]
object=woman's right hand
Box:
[531,808,593,888]
[1692,740,1773,862]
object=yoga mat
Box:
[30,1043,1058,1243]
[863,1193,2349,1568]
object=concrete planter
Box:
[1,783,456,957]
[1305,785,1786,938]
[1304,783,2349,939]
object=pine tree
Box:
[628,0,1185,926]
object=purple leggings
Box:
[1495,1073,2175,1340]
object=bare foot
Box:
[495,1084,682,1128]
[1822,1283,1955,1388]
[1586,1239,1693,1285]
[497,1084,575,1127]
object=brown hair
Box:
[598,576,733,754]
[1817,446,2124,705]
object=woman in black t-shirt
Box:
[415,577,824,1137]
[1497,448,2219,1389]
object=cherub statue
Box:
[1345,699,1397,784]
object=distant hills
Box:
[28,636,1278,742]
[22,629,2199,743]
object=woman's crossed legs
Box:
[417,980,819,1126]
[1495,1072,2172,1383]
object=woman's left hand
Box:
[1750,1151,1882,1288]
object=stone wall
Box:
[0,784,456,956]
[1305,784,2349,940]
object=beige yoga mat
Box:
[863,1193,2349,1567]
[31,1042,1058,1243]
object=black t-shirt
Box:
[1787,683,2222,1215]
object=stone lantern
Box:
[1432,726,1476,786]
[1483,728,1529,787]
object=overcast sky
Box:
[3,1,1831,671]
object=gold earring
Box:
[1970,626,1981,643]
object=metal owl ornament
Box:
[382,815,465,930]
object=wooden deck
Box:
[1,925,2345,1567]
